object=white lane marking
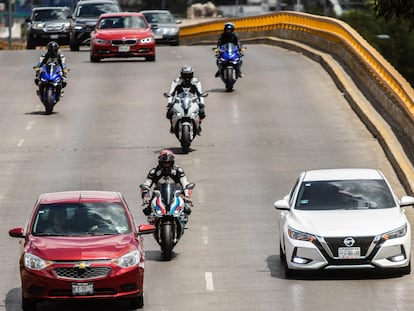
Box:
[205,272,214,291]
[202,226,208,244]
[26,121,34,130]
[232,102,239,124]
[17,139,24,147]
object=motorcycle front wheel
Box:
[161,223,174,261]
[181,124,191,154]
[44,88,55,115]
[224,67,235,92]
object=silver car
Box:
[139,10,181,46]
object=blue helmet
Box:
[224,22,235,32]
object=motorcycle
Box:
[34,62,66,114]
[214,43,246,92]
[141,180,195,261]
[164,89,208,153]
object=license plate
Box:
[338,247,360,259]
[154,34,162,39]
[72,283,94,295]
[50,34,59,39]
[118,45,130,52]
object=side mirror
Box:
[9,227,25,238]
[185,183,195,190]
[25,17,31,23]
[400,196,414,207]
[137,224,156,235]
[163,92,171,98]
[176,20,182,24]
[201,92,208,97]
[274,199,290,210]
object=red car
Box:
[90,12,156,62]
[8,191,155,311]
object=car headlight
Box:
[287,226,316,242]
[382,223,407,240]
[113,250,140,268]
[24,252,52,270]
[74,25,84,30]
[32,23,45,30]
[140,37,153,44]
[93,38,110,45]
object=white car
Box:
[274,168,414,277]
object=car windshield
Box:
[295,179,396,210]
[32,202,131,236]
[143,12,175,24]
[32,8,69,21]
[76,3,120,18]
[98,16,147,29]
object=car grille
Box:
[324,236,375,257]
[45,25,64,31]
[112,39,137,45]
[54,266,111,280]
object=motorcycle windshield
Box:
[177,92,196,110]
[220,43,240,63]
[159,182,177,207]
[41,62,62,82]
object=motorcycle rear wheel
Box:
[161,223,174,261]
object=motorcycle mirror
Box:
[185,183,195,190]
[163,92,171,98]
[201,92,208,97]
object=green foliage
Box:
[368,0,414,29]
[340,8,414,87]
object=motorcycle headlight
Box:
[288,226,316,242]
[113,250,140,268]
[24,252,52,270]
[382,223,407,240]
[140,37,153,44]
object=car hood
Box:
[288,208,407,236]
[28,234,138,260]
[95,29,153,38]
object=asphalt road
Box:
[1,44,414,311]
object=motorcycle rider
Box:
[34,41,68,96]
[214,22,243,78]
[140,149,193,217]
[166,66,206,135]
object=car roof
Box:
[76,0,118,5]
[38,191,123,204]
[139,10,173,14]
[99,12,145,17]
[32,6,70,10]
[302,168,384,182]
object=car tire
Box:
[90,54,101,62]
[22,297,37,311]
[70,40,80,51]
[145,55,156,62]
[279,242,286,263]
[129,295,144,309]
[26,39,36,49]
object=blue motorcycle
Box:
[34,62,65,114]
[214,43,245,92]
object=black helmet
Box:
[158,149,175,169]
[47,41,59,57]
[224,22,235,32]
[180,65,194,82]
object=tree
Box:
[368,0,414,28]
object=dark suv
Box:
[69,0,120,51]
[25,6,71,49]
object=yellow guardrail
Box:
[180,11,414,118]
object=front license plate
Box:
[338,247,360,259]
[118,45,130,52]
[50,34,59,39]
[72,283,94,295]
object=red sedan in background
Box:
[90,12,156,62]
[8,191,155,311]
